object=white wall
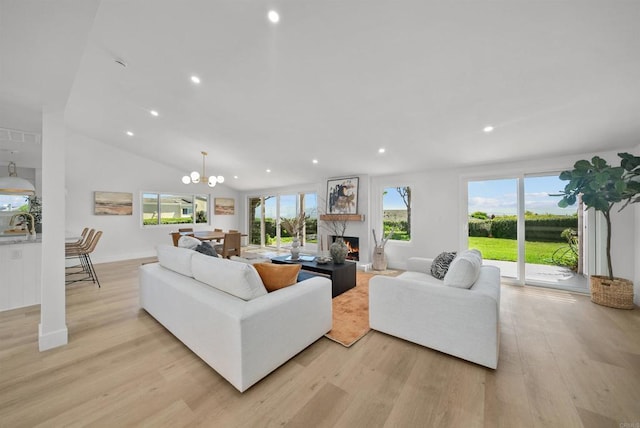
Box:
[371,170,460,270]
[65,133,242,263]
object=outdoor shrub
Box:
[471,211,489,220]
[491,217,517,239]
[468,219,491,237]
[524,216,578,242]
[196,210,207,223]
[475,215,577,241]
[383,220,410,241]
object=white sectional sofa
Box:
[139,245,332,392]
[369,250,501,369]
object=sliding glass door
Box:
[467,174,587,291]
[523,174,586,290]
[468,178,519,280]
[248,192,317,251]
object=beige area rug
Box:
[325,270,401,347]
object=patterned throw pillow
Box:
[195,242,218,257]
[430,251,457,279]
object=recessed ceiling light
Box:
[378,148,386,154]
[233,175,239,179]
[150,110,159,117]
[312,159,318,164]
[266,169,271,173]
[483,125,494,133]
[126,131,134,136]
[191,75,201,84]
[268,10,280,23]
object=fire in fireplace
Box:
[331,236,359,261]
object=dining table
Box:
[177,230,246,242]
[190,230,225,242]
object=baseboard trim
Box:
[91,250,156,265]
[38,324,68,351]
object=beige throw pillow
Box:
[253,263,301,292]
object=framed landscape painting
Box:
[94,191,133,215]
[327,177,359,214]
[215,197,235,215]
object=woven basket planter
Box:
[590,275,634,309]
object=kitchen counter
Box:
[0,233,42,245]
[0,237,42,311]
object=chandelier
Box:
[181,151,224,187]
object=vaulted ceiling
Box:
[2,1,640,190]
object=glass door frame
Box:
[461,171,594,287]
[247,191,318,252]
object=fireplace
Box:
[331,236,359,261]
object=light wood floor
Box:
[1,258,639,427]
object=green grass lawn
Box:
[468,237,567,265]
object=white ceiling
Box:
[2,1,640,190]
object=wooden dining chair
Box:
[171,232,182,247]
[217,232,241,258]
[214,228,223,242]
[178,228,194,233]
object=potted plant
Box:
[27,195,42,233]
[558,152,639,309]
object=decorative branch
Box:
[372,228,394,249]
[281,211,306,238]
[318,198,348,237]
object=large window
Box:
[249,192,317,248]
[383,186,411,241]
[142,192,209,226]
[0,194,29,212]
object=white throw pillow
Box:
[178,235,201,250]
[156,244,194,277]
[191,252,268,300]
[468,248,483,262]
[443,250,482,289]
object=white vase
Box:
[372,246,387,271]
[290,237,300,260]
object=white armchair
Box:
[369,252,501,369]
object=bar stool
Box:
[66,230,103,287]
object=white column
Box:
[39,110,68,351]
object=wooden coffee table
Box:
[271,255,356,298]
